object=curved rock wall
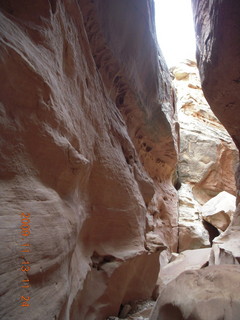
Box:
[0,1,178,319]
[172,60,238,252]
[192,0,240,264]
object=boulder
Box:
[201,191,236,231]
[157,248,211,288]
[210,228,240,265]
[178,223,210,252]
[150,265,240,320]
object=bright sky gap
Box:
[154,0,196,67]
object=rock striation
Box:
[0,1,178,319]
[172,60,238,252]
[192,0,240,265]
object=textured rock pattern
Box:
[0,1,178,319]
[192,0,240,150]
[80,0,179,254]
[192,0,240,264]
[172,60,238,252]
[150,265,240,320]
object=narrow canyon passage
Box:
[0,1,240,320]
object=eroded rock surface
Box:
[0,1,178,319]
[192,0,240,264]
[150,265,240,320]
[172,60,238,251]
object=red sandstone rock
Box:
[0,1,178,319]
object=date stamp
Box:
[20,212,31,307]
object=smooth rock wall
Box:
[0,1,178,319]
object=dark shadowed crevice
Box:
[49,0,57,14]
[203,220,220,245]
[159,303,184,320]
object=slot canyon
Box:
[0,1,240,320]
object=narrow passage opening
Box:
[154,0,196,67]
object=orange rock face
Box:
[0,1,178,319]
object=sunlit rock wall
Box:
[192,0,240,264]
[172,60,238,252]
[0,1,178,319]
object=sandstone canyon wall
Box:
[148,2,240,319]
[172,60,238,252]
[192,0,240,265]
[0,1,178,319]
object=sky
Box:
[154,0,196,67]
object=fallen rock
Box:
[210,228,240,265]
[201,191,236,231]
[157,248,211,288]
[178,223,210,252]
[150,265,240,320]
